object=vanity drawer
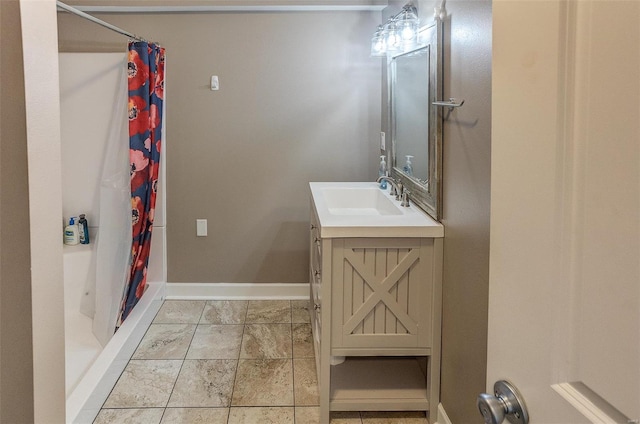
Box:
[310,270,322,334]
[310,260,321,313]
[311,243,321,282]
[310,225,321,262]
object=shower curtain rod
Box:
[56,1,149,43]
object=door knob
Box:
[477,380,529,424]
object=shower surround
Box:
[59,52,167,423]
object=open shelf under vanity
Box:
[329,357,430,411]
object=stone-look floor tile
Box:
[295,406,320,424]
[168,359,237,407]
[200,300,248,324]
[360,411,428,423]
[103,360,181,408]
[293,358,319,406]
[246,300,291,323]
[331,411,364,423]
[160,408,229,423]
[293,323,314,358]
[186,325,243,359]
[232,359,294,406]
[154,300,206,324]
[295,408,364,424]
[292,300,311,323]
[228,406,295,424]
[94,408,164,424]
[132,324,196,360]
[240,324,292,359]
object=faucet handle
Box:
[401,189,410,207]
[395,181,404,201]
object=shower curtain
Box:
[118,41,166,325]
[92,54,132,347]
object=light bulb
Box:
[370,25,387,57]
[397,6,419,47]
[400,24,416,41]
[384,20,401,52]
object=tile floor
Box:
[95,300,428,424]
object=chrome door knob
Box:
[477,380,529,424]
[478,393,506,424]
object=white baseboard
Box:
[165,282,310,300]
[436,403,453,424]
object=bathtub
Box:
[63,244,164,424]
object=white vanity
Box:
[309,182,444,424]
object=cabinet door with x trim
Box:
[330,238,435,352]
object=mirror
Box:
[393,47,430,182]
[389,20,442,220]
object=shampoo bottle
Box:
[64,217,79,246]
[403,155,414,176]
[378,155,387,189]
[78,214,89,244]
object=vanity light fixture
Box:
[397,5,419,47]
[370,25,387,57]
[370,2,420,57]
[383,19,402,53]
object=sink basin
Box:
[322,187,402,216]
[310,182,444,238]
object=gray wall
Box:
[439,1,491,422]
[382,1,491,422]
[58,11,382,284]
[58,6,491,422]
[0,1,36,421]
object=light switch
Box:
[210,75,219,91]
[196,219,207,236]
[380,132,386,150]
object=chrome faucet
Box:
[376,175,400,194]
[376,176,410,207]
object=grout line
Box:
[158,405,168,423]
[185,298,209,361]
[159,301,204,412]
[159,307,188,412]
[196,299,208,323]
[225,300,250,424]
[95,309,159,416]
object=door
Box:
[488,1,639,423]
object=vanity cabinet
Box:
[309,201,443,424]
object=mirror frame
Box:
[388,20,442,221]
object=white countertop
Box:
[310,182,444,238]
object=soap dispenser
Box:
[378,155,387,189]
[64,217,79,246]
[403,155,414,176]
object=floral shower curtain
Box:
[118,41,166,324]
